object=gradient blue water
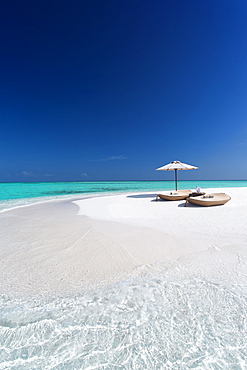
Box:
[1,180,247,212]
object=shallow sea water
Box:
[0,266,246,370]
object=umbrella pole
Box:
[175,169,178,191]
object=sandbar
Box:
[0,187,247,297]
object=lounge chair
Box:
[156,189,193,201]
[186,193,231,207]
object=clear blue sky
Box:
[1,0,247,182]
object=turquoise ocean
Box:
[1,180,247,212]
[0,181,247,369]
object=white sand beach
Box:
[1,187,247,297]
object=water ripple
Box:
[0,276,246,369]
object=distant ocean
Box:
[0,180,247,212]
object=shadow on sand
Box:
[127,193,213,207]
[127,194,157,199]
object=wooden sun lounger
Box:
[186,193,231,207]
[156,190,193,201]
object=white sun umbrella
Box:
[156,160,198,191]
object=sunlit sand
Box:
[0,187,247,297]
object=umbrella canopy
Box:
[156,160,198,191]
